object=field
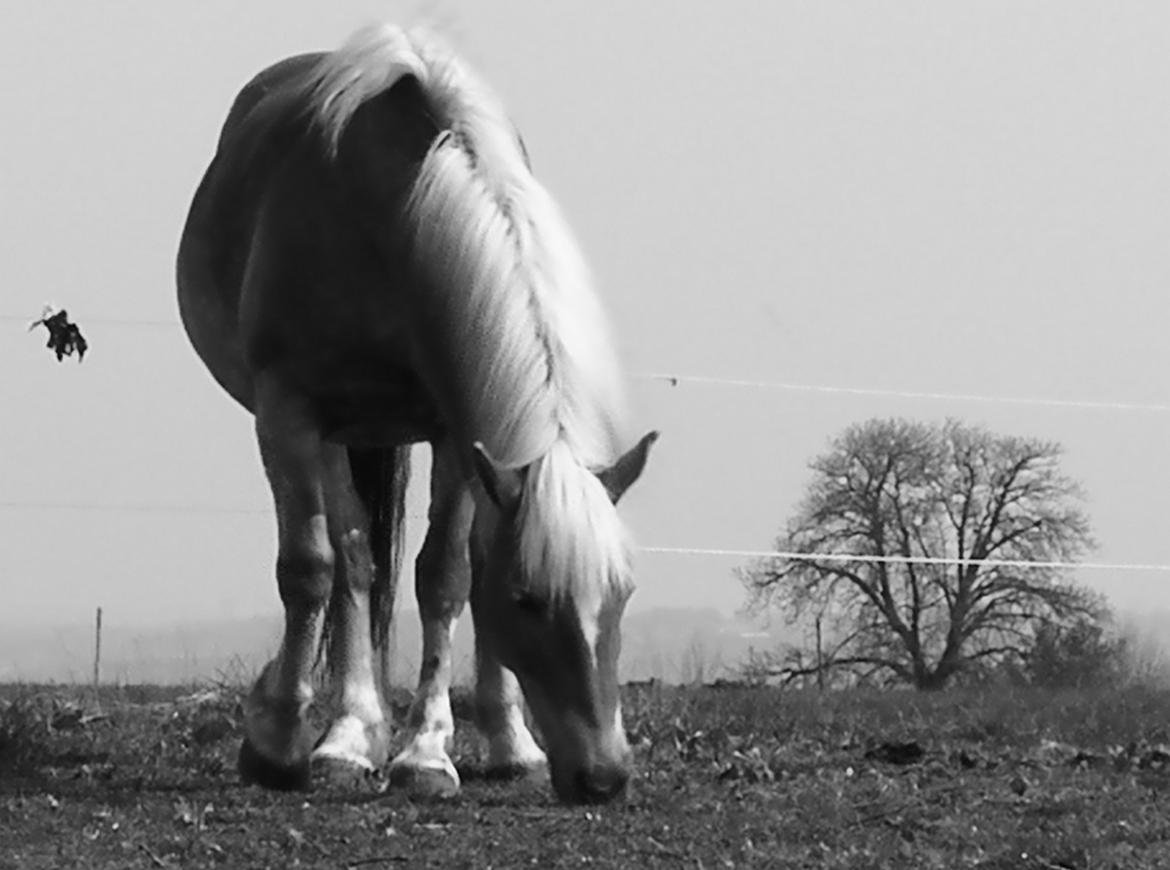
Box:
[3,682,1170,869]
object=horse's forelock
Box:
[516,443,633,610]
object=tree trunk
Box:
[915,654,962,691]
[915,670,950,691]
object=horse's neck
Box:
[390,135,624,468]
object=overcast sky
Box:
[3,2,1169,634]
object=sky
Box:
[2,2,1170,635]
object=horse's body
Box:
[177,24,654,804]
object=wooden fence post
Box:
[93,606,102,702]
[815,615,824,691]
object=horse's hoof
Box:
[388,761,461,800]
[238,738,311,792]
[311,752,386,793]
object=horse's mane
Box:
[307,24,635,603]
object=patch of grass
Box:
[4,682,1170,868]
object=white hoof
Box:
[388,750,461,799]
[310,749,385,792]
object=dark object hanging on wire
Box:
[29,305,88,362]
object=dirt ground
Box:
[3,682,1170,869]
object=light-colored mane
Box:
[307,24,635,605]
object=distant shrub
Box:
[0,694,52,772]
[1024,617,1135,689]
[1113,622,1170,688]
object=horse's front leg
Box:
[388,439,472,798]
[472,638,548,779]
[238,378,332,790]
[309,445,392,787]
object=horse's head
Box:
[471,432,657,804]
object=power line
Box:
[0,499,1165,572]
[0,499,431,520]
[11,312,1169,412]
[3,314,178,328]
[641,545,1170,573]
[0,500,273,516]
[638,373,1170,414]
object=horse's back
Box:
[177,54,324,409]
[178,51,442,441]
[221,54,324,148]
[183,52,329,286]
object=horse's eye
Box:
[514,591,548,617]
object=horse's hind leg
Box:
[238,378,333,791]
[309,446,391,786]
[388,439,471,798]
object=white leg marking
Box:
[476,648,547,772]
[389,616,460,792]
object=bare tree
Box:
[740,418,1098,690]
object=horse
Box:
[176,23,656,805]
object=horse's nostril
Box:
[575,764,629,804]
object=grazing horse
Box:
[176,23,656,805]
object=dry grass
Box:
[3,681,1170,868]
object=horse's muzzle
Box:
[554,761,630,805]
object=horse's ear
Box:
[473,442,522,511]
[597,431,659,504]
